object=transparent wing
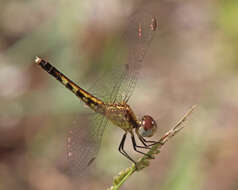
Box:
[109,11,158,104]
[86,11,158,105]
[60,10,158,176]
[63,113,108,176]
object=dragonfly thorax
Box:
[138,115,157,137]
[105,103,139,131]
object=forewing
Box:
[84,11,158,105]
[110,11,158,103]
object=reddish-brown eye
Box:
[138,115,157,137]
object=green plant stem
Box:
[108,105,197,190]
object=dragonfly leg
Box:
[135,129,163,146]
[139,136,164,146]
[118,133,137,165]
[135,128,154,147]
[131,134,151,149]
[131,134,154,159]
[138,136,149,147]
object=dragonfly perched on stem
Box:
[35,11,159,174]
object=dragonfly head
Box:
[138,115,157,137]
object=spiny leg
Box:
[131,134,154,159]
[130,132,151,149]
[137,135,149,147]
[138,136,164,146]
[135,129,163,147]
[118,133,137,165]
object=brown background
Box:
[0,0,237,190]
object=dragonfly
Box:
[35,11,159,175]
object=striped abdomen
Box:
[35,57,105,114]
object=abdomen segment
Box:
[35,57,105,114]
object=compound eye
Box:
[138,115,157,137]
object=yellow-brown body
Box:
[105,104,139,132]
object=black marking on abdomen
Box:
[76,90,84,99]
[35,57,105,114]
[66,82,73,91]
[76,90,100,108]
[88,97,99,107]
[37,58,63,82]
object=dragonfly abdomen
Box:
[35,57,105,114]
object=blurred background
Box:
[0,0,238,189]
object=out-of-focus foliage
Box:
[0,0,238,190]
